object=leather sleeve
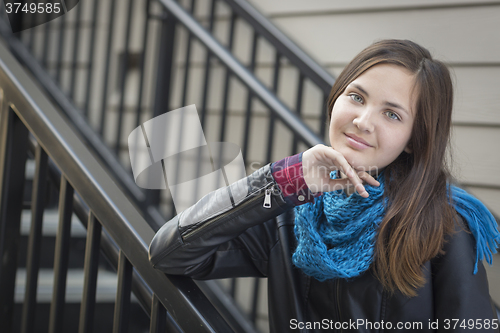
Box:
[148,164,292,279]
[432,217,499,332]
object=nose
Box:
[352,109,375,133]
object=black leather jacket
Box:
[149,164,498,332]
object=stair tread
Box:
[21,209,87,237]
[15,268,123,303]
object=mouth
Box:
[344,133,373,149]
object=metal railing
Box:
[0,40,233,332]
[1,0,333,215]
[0,0,336,330]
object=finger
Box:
[355,183,369,198]
[324,178,369,198]
[358,171,380,187]
[334,158,368,197]
[321,148,368,197]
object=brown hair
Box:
[327,39,456,297]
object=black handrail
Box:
[0,2,316,330]
[0,40,232,332]
[26,135,169,330]
[0,1,338,330]
[221,0,335,93]
[159,0,324,147]
[0,16,163,228]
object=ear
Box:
[403,137,413,154]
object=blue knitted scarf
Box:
[292,173,500,281]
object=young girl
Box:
[149,39,500,332]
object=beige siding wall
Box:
[248,0,500,14]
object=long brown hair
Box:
[327,39,456,297]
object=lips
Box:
[345,133,373,149]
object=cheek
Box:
[329,102,351,134]
[380,129,412,158]
[329,115,345,147]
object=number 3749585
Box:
[5,2,61,14]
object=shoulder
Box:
[430,216,496,324]
[431,214,484,279]
[434,214,475,263]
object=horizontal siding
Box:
[262,6,500,65]
[249,0,500,16]
[453,67,500,125]
[467,187,500,218]
[452,126,500,187]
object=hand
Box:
[302,144,380,198]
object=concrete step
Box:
[20,209,87,239]
[15,268,118,303]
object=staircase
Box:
[0,38,233,331]
[2,0,498,332]
[15,162,149,333]
[0,0,335,331]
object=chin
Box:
[342,154,381,175]
[342,151,371,171]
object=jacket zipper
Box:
[182,184,275,240]
[263,187,272,208]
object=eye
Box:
[349,93,364,104]
[384,110,401,121]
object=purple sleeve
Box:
[271,152,322,206]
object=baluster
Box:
[83,0,100,117]
[242,30,258,164]
[180,0,196,108]
[149,295,166,333]
[114,0,135,155]
[291,73,304,154]
[55,12,66,84]
[218,11,237,143]
[48,176,74,333]
[230,278,237,298]
[21,144,48,333]
[192,0,216,205]
[250,278,260,324]
[41,10,51,67]
[149,5,176,210]
[27,9,36,53]
[78,212,102,333]
[265,52,281,163]
[0,106,29,333]
[133,0,151,127]
[169,0,197,216]
[113,250,133,333]
[320,92,329,139]
[199,0,216,129]
[69,0,83,100]
[99,0,117,136]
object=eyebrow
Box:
[351,83,410,115]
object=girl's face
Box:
[329,64,416,171]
